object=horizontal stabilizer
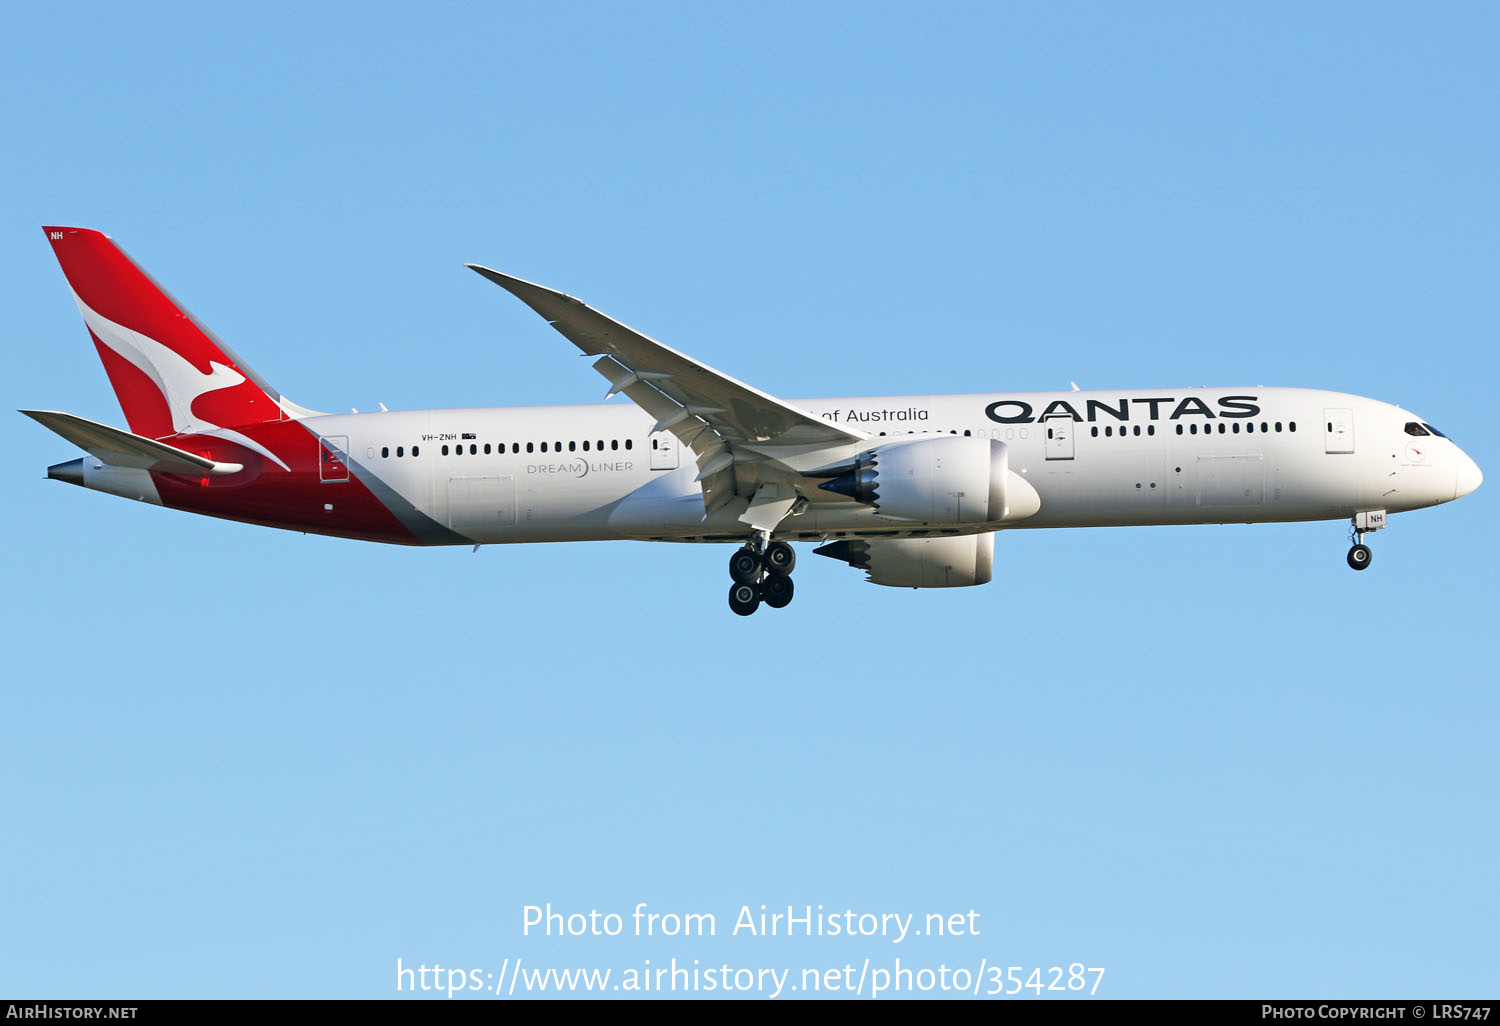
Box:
[21,410,243,475]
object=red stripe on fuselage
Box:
[148,420,421,545]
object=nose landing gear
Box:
[1346,509,1386,572]
[726,537,797,615]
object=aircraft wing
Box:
[468,265,868,516]
[21,409,243,475]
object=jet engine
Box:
[816,435,1027,525]
[814,534,994,588]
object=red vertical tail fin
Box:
[43,226,313,439]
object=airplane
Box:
[26,226,1483,615]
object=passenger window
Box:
[625,439,633,450]
[1232,423,1240,433]
[1147,425,1155,436]
[569,441,576,452]
[611,440,619,450]
[1133,425,1141,437]
[412,446,420,456]
[442,444,450,455]
[1091,427,1099,437]
[1174,425,1182,435]
[470,444,477,455]
[652,438,659,449]
[484,443,491,454]
[1289,422,1297,432]
[527,442,534,453]
[1190,424,1198,435]
[381,446,389,458]
[582,441,590,451]
[1275,422,1282,432]
[396,446,404,457]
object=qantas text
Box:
[985,395,1260,425]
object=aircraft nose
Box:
[1455,449,1483,500]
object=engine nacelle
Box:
[814,534,994,588]
[818,435,1025,525]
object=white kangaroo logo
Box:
[73,291,291,471]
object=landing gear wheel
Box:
[763,541,796,576]
[1347,544,1373,571]
[728,581,761,616]
[729,547,762,585]
[762,574,794,609]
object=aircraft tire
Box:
[1347,544,1373,571]
[762,574,794,609]
[729,581,761,616]
[764,541,796,576]
[729,548,762,584]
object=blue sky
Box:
[2,1,1495,999]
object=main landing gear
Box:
[1346,509,1386,572]
[727,538,797,616]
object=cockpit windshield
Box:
[1422,422,1448,439]
[1404,422,1431,436]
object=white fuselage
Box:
[303,386,1472,546]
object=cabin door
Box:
[1324,409,1354,454]
[1043,421,1075,460]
